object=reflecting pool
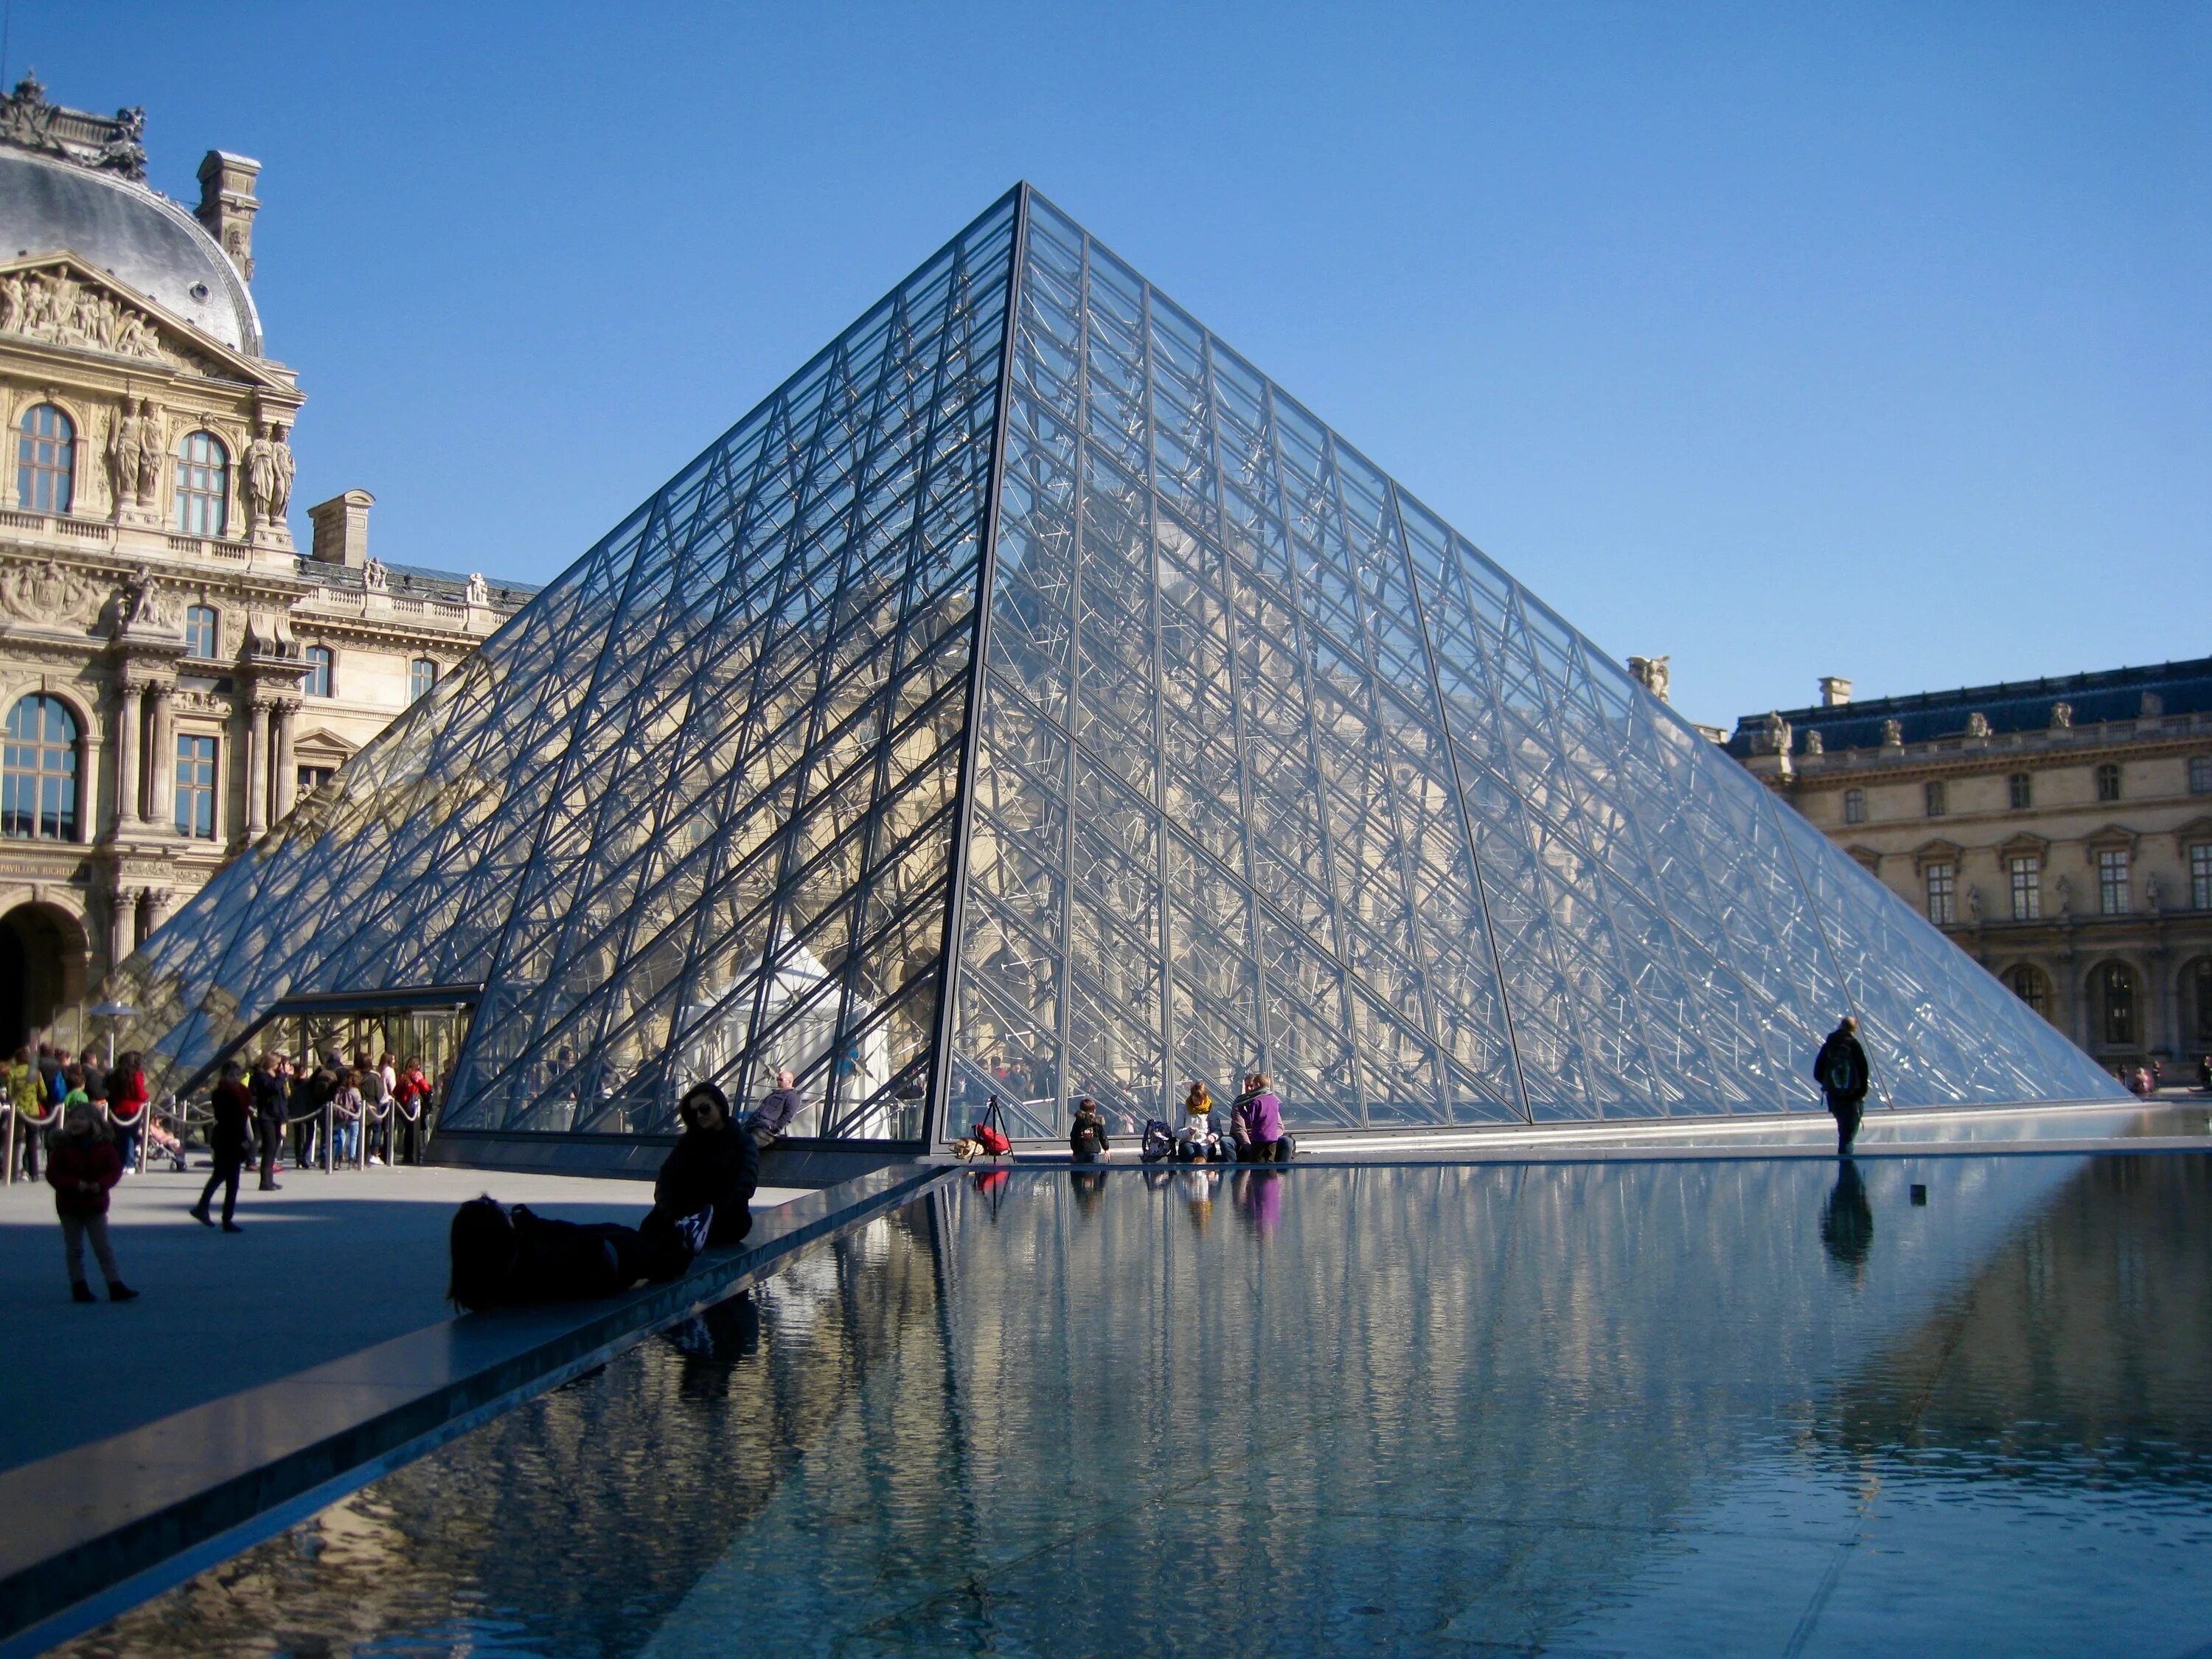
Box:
[61,1156,2212,1657]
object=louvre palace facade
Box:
[1733,659,2212,1077]
[0,76,529,1051]
[108,186,2121,1150]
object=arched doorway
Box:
[2090,959,2140,1062]
[0,902,89,1052]
[2003,963,2053,1022]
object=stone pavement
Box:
[0,1161,800,1474]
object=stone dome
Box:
[0,145,262,357]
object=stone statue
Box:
[1966,712,1991,738]
[244,423,296,529]
[131,399,161,506]
[1762,710,1791,755]
[2051,702,2073,730]
[1804,730,1823,757]
[125,568,179,630]
[2054,874,2073,916]
[465,571,490,607]
[105,400,147,507]
[1626,655,1672,703]
[2146,873,2162,912]
[2141,692,2165,719]
[1966,886,1982,922]
[1881,718,1903,747]
[363,554,389,592]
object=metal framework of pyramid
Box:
[112,186,2121,1143]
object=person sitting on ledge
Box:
[1070,1095,1111,1164]
[448,1196,658,1311]
[748,1068,804,1150]
[647,1082,759,1249]
[1232,1072,1288,1164]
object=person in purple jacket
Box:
[1232,1072,1289,1164]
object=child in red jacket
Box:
[46,1103,137,1304]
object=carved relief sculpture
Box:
[1626,655,1672,703]
[125,568,181,631]
[0,265,178,366]
[0,557,104,626]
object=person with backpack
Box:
[1070,1096,1111,1164]
[47,1102,136,1303]
[192,1060,254,1231]
[1813,1016,1871,1154]
[1232,1073,1289,1163]
[10,1044,52,1180]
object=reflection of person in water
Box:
[1069,1167,1107,1216]
[1233,1169,1284,1235]
[1820,1158,1874,1275]
[664,1291,762,1402]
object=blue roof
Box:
[1729,656,2212,755]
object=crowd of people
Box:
[1061,1071,1294,1165]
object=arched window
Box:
[184,604,219,660]
[2004,964,2050,1020]
[303,644,333,698]
[1,694,80,840]
[173,431,229,537]
[409,658,437,702]
[15,403,74,513]
[2095,961,2138,1048]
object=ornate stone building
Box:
[0,76,532,1050]
[1731,658,2212,1077]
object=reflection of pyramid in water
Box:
[113,186,2122,1141]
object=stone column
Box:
[147,682,176,832]
[114,676,145,831]
[273,699,299,822]
[245,700,271,838]
[108,885,134,973]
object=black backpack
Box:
[1139,1119,1175,1163]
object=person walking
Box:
[47,1102,136,1302]
[191,1060,252,1231]
[1814,1016,1871,1154]
[748,1068,804,1150]
[251,1051,289,1190]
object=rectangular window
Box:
[2193,756,2212,796]
[1842,788,1865,825]
[410,658,437,703]
[1926,862,1956,926]
[2194,844,2212,912]
[1924,780,1947,818]
[2008,773,2032,810]
[304,646,333,699]
[297,765,336,796]
[2010,856,2041,921]
[175,734,218,840]
[2096,763,2121,802]
[2098,849,2130,916]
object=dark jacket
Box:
[507,1207,642,1304]
[1070,1105,1110,1161]
[1813,1029,1870,1107]
[47,1130,122,1217]
[751,1085,803,1141]
[653,1121,759,1246]
[250,1068,290,1120]
[209,1079,253,1161]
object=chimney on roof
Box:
[307,490,373,568]
[196,150,262,283]
[1818,676,1853,708]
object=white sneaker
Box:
[368,1155,385,1166]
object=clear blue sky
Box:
[15,1,2205,729]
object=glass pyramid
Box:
[111,186,2121,1144]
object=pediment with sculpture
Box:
[0,254,278,384]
